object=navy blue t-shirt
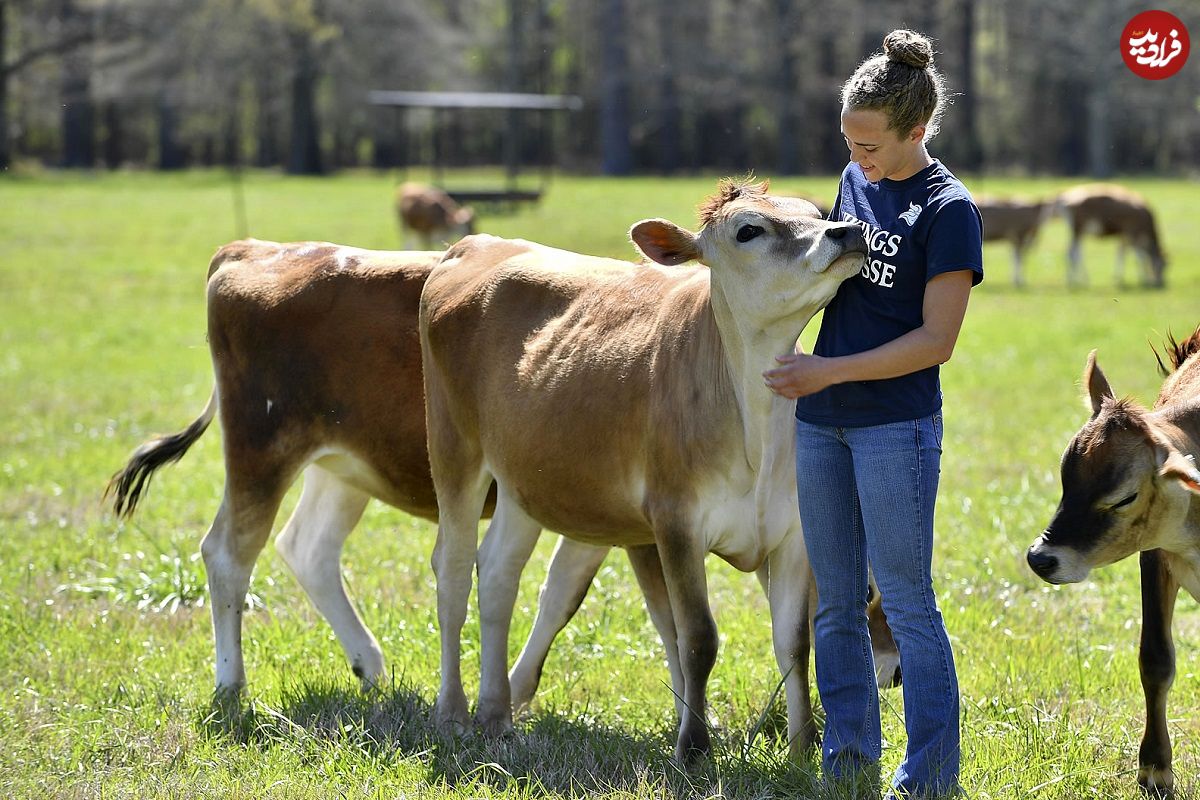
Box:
[794,159,983,427]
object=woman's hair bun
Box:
[883,29,933,69]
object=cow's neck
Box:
[708,287,816,472]
[1148,406,1200,577]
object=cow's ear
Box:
[1160,449,1200,494]
[630,219,702,266]
[1083,349,1114,417]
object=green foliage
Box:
[0,170,1198,798]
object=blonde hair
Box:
[841,29,947,140]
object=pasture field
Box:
[0,169,1198,799]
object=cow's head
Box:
[1027,350,1200,584]
[452,206,476,238]
[628,179,867,335]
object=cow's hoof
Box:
[433,695,471,734]
[674,722,711,768]
[508,668,539,717]
[350,652,385,691]
[474,707,515,738]
[1137,765,1174,799]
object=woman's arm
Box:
[763,269,975,399]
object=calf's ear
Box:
[630,219,702,266]
[1083,349,1114,417]
[1160,449,1200,494]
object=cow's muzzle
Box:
[1026,546,1059,581]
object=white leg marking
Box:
[274,465,378,685]
[510,537,609,714]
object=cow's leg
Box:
[273,465,379,687]
[1067,234,1085,287]
[655,523,718,764]
[509,537,610,715]
[200,481,288,693]
[474,486,542,735]
[626,543,686,721]
[1011,241,1025,288]
[430,467,491,732]
[1137,549,1179,798]
[1115,241,1127,287]
[764,535,817,758]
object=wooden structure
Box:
[368,89,583,209]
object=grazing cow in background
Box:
[1055,183,1167,288]
[977,196,1046,287]
[420,180,868,762]
[108,238,901,714]
[1027,329,1200,798]
[397,182,475,249]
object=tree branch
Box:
[2,30,93,78]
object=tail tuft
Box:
[105,392,216,518]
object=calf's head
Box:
[1027,350,1200,584]
[629,179,867,334]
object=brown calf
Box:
[977,196,1046,287]
[1028,330,1200,797]
[397,182,475,249]
[1055,183,1167,288]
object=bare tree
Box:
[599,0,631,175]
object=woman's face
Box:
[840,107,927,183]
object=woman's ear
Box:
[908,124,927,143]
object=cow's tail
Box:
[106,389,218,518]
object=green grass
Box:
[1,168,1198,799]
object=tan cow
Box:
[1027,330,1200,797]
[397,182,475,249]
[977,196,1046,287]
[1055,183,1167,288]
[107,238,900,712]
[420,180,868,762]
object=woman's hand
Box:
[763,353,839,399]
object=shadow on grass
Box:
[198,678,832,798]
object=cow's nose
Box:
[827,224,867,253]
[1026,547,1058,579]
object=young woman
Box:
[763,29,983,798]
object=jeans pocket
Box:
[932,413,943,450]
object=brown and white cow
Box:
[107,238,900,714]
[977,196,1046,287]
[1027,331,1200,797]
[107,238,633,698]
[419,180,868,762]
[397,182,475,249]
[1055,184,1167,289]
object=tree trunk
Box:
[255,72,278,167]
[653,0,680,174]
[772,0,801,175]
[957,0,982,171]
[287,34,322,175]
[504,0,523,181]
[102,101,122,168]
[599,0,632,175]
[0,0,9,171]
[60,51,94,167]
[157,91,184,169]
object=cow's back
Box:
[207,240,443,517]
[421,235,742,542]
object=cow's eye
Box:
[736,224,764,243]
[1111,492,1138,510]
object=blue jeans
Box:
[795,415,959,797]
